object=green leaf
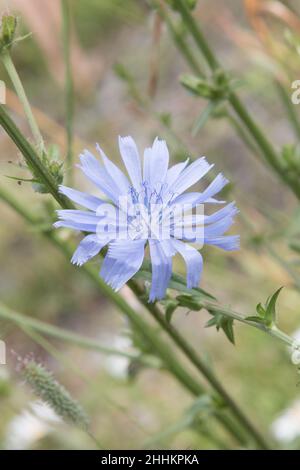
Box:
[264,287,283,326]
[256,303,266,318]
[180,74,214,99]
[205,311,235,345]
[220,317,235,345]
[192,100,221,136]
[162,299,179,323]
[246,288,283,327]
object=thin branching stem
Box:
[169,0,300,198]
[275,80,300,141]
[1,50,45,154]
[61,0,74,184]
[0,301,158,366]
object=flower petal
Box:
[78,150,119,203]
[165,159,189,190]
[118,136,142,189]
[204,202,238,224]
[171,174,228,208]
[204,235,240,251]
[196,173,229,203]
[71,234,108,266]
[100,239,146,291]
[143,137,169,188]
[177,214,236,243]
[143,147,152,184]
[53,220,98,232]
[172,239,203,288]
[149,240,173,302]
[96,143,130,196]
[56,209,103,225]
[59,185,104,211]
[169,157,213,196]
[173,202,238,226]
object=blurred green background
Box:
[1,0,300,450]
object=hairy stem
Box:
[170,0,300,198]
[0,301,159,366]
[0,105,70,207]
[1,50,45,153]
[129,280,271,449]
[61,0,74,184]
[275,80,300,141]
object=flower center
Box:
[126,181,176,240]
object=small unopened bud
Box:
[20,358,89,430]
[176,294,203,311]
[0,14,17,52]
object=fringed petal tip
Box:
[53,221,63,228]
[70,257,85,267]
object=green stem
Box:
[203,301,299,350]
[0,105,71,208]
[171,0,300,199]
[61,0,74,184]
[154,0,204,77]
[1,50,45,153]
[0,301,158,366]
[275,80,300,141]
[129,281,270,450]
[156,2,266,163]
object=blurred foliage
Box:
[1,0,300,450]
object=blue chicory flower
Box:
[54,136,239,301]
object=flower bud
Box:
[0,15,17,52]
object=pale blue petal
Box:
[204,202,238,224]
[172,239,203,288]
[143,137,169,188]
[143,147,151,184]
[170,157,213,196]
[100,239,145,291]
[78,150,119,203]
[171,192,226,207]
[204,235,240,251]
[56,209,103,225]
[96,143,130,196]
[59,185,104,211]
[177,214,236,242]
[71,234,108,266]
[118,136,142,189]
[205,197,226,204]
[53,220,97,232]
[171,192,203,207]
[165,159,189,190]
[149,240,173,302]
[196,173,229,203]
[176,202,238,227]
[204,216,235,238]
